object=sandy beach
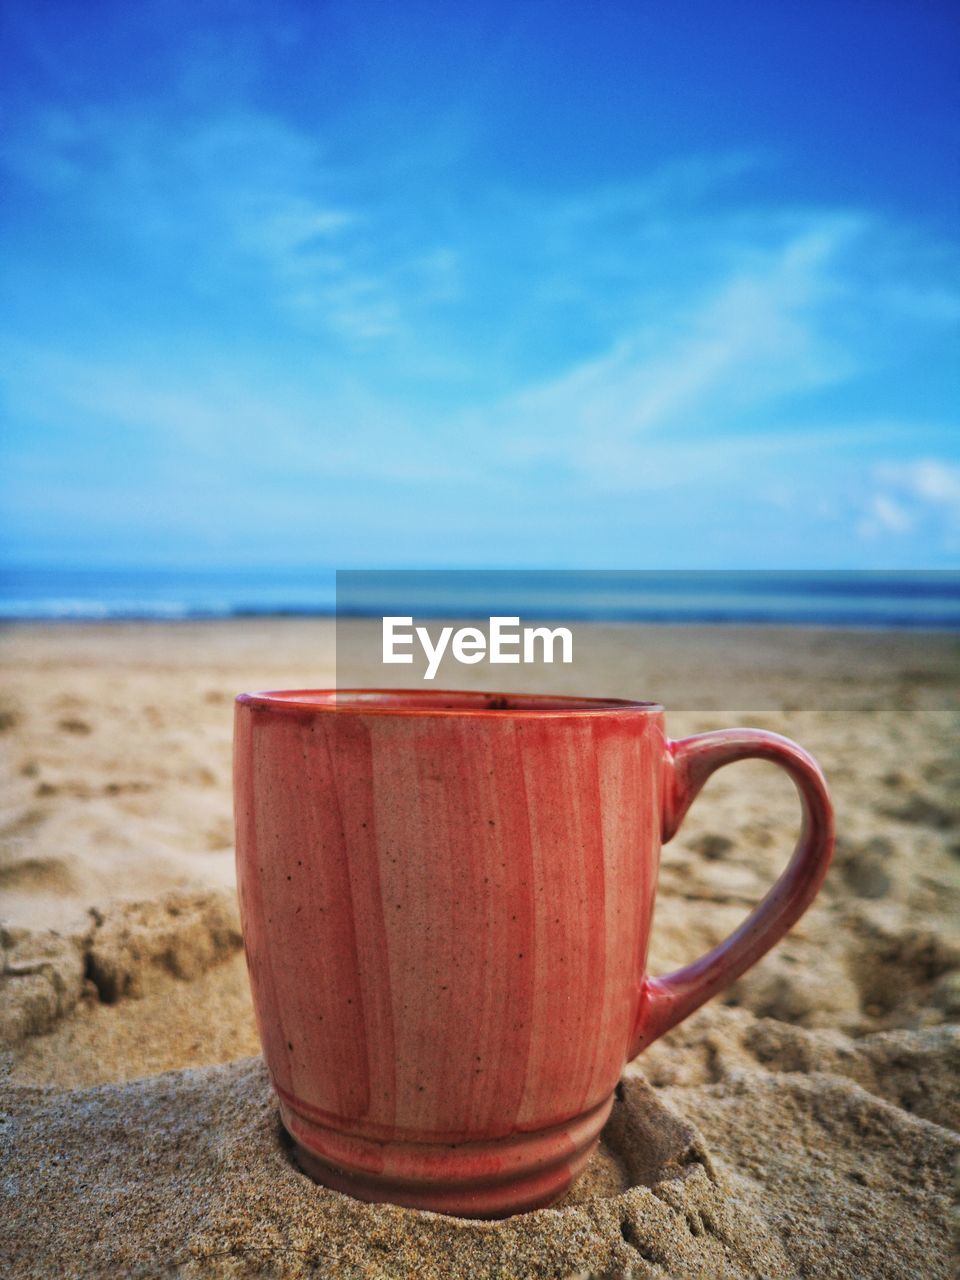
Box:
[1,619,958,1278]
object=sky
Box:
[2,0,959,569]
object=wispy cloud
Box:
[860,458,960,548]
[494,218,861,473]
[859,493,914,538]
[3,103,400,339]
[878,459,960,511]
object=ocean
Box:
[1,567,959,629]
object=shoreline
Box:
[3,614,959,632]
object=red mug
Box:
[234,690,833,1217]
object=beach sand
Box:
[1,619,958,1277]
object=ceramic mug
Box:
[234,690,833,1217]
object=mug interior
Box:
[237,689,662,715]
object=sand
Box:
[1,619,958,1278]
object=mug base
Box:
[280,1094,613,1219]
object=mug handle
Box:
[629,728,835,1059]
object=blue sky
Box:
[2,0,958,568]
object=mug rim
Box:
[236,689,664,717]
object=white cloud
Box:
[878,458,960,511]
[484,217,862,487]
[858,457,960,546]
[858,493,914,538]
[2,102,440,342]
[236,201,355,258]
